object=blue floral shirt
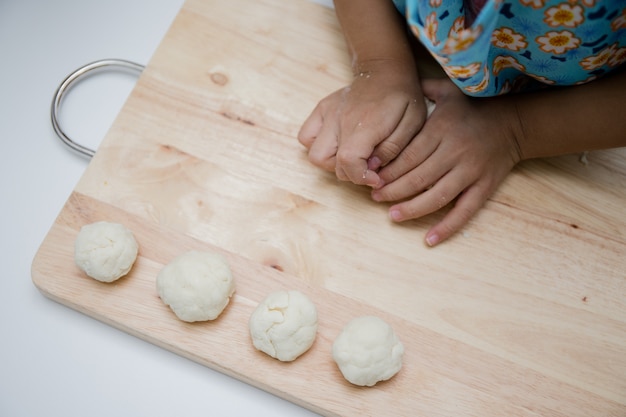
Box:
[393,0,626,96]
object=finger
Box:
[335,162,381,187]
[307,121,340,172]
[297,106,324,149]
[369,99,427,168]
[376,128,442,188]
[372,84,437,179]
[377,140,439,186]
[372,155,448,202]
[424,181,492,246]
[420,78,448,102]
[386,169,471,223]
[335,134,381,186]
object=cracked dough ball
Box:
[332,316,404,387]
[74,221,138,283]
[156,250,235,322]
[249,290,318,362]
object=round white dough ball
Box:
[332,316,404,387]
[74,221,139,283]
[249,290,318,362]
[156,250,235,322]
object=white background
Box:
[1,0,331,415]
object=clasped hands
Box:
[298,68,522,246]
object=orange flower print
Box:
[465,66,490,94]
[492,55,526,74]
[449,16,466,37]
[410,24,421,40]
[527,73,555,85]
[429,0,442,7]
[612,8,626,31]
[443,23,482,54]
[579,43,615,70]
[545,3,584,27]
[520,0,545,9]
[578,0,596,7]
[424,12,440,46]
[574,75,598,85]
[443,62,482,79]
[498,80,513,95]
[536,30,581,54]
[430,50,450,66]
[491,27,528,51]
[608,46,626,67]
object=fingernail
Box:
[363,170,382,188]
[426,233,440,246]
[389,209,402,221]
[368,156,381,171]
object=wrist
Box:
[481,96,525,164]
[509,99,527,162]
[354,55,414,73]
[352,57,420,89]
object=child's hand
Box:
[298,62,428,187]
[372,78,523,246]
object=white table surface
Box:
[1,0,331,415]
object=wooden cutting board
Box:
[32,0,626,415]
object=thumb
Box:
[298,107,323,149]
[420,78,448,102]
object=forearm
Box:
[333,0,417,76]
[512,69,626,160]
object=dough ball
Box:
[249,290,318,362]
[74,221,138,283]
[332,316,404,387]
[156,250,235,322]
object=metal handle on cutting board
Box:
[50,59,144,159]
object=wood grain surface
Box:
[32,0,626,415]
